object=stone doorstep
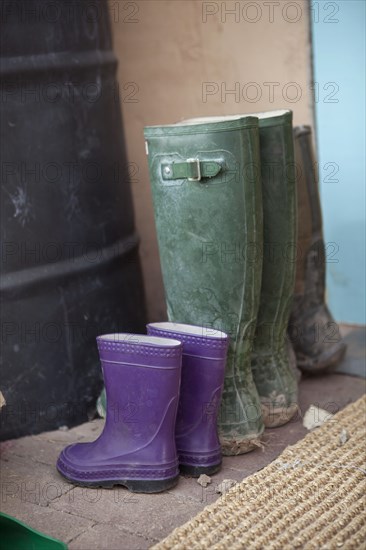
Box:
[1,369,365,549]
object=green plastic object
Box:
[144,116,264,455]
[96,387,107,418]
[0,512,68,550]
[250,110,298,427]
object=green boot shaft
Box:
[144,117,264,454]
[251,110,298,427]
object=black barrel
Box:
[0,0,147,439]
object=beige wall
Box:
[110,0,314,321]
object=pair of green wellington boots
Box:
[144,110,345,456]
[144,110,297,455]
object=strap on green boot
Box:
[289,126,347,372]
[144,116,264,455]
[251,110,299,428]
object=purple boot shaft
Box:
[57,334,182,493]
[147,322,229,476]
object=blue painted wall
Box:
[311,0,365,324]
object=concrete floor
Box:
[1,328,365,549]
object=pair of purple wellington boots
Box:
[57,323,229,493]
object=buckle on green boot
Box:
[186,158,201,181]
[161,158,222,182]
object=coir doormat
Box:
[154,395,366,549]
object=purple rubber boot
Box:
[57,334,182,493]
[147,322,229,477]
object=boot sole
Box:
[220,433,264,456]
[58,472,179,493]
[261,402,299,428]
[297,342,347,375]
[179,462,221,477]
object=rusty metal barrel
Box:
[0,0,147,439]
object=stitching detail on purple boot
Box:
[57,456,178,480]
[148,327,229,349]
[97,340,182,358]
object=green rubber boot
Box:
[182,111,299,428]
[251,110,299,427]
[144,116,264,455]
